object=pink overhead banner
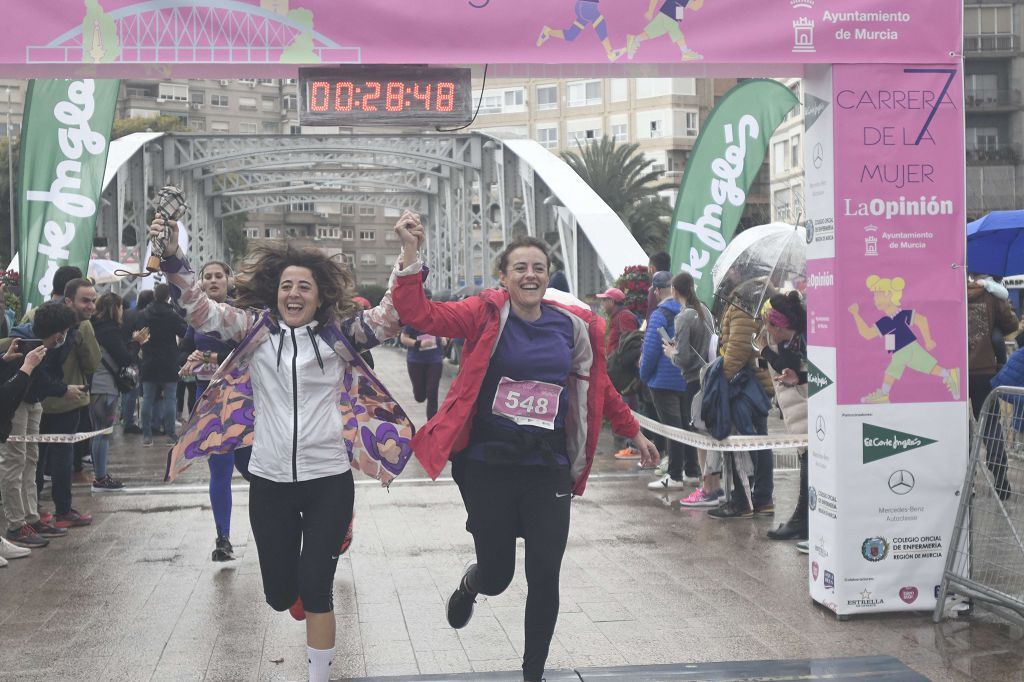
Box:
[0,0,961,76]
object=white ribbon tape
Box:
[632,412,807,451]
[7,427,115,444]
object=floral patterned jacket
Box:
[160,254,415,485]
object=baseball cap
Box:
[595,287,625,302]
[651,271,672,289]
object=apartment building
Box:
[468,76,771,224]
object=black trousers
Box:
[649,387,701,479]
[37,409,81,515]
[454,457,571,682]
[407,361,443,419]
[248,470,354,614]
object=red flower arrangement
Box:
[615,265,650,318]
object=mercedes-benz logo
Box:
[888,469,915,495]
[816,415,826,441]
[813,143,824,169]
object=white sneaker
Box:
[0,536,30,560]
[0,555,7,567]
[647,474,687,490]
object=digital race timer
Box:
[298,66,473,127]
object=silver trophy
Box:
[146,185,189,273]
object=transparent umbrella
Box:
[88,258,131,285]
[711,222,807,318]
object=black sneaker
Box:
[446,561,478,629]
[29,521,68,538]
[211,535,234,562]
[123,424,142,435]
[91,475,125,492]
[707,502,754,519]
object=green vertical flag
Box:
[668,79,798,306]
[18,79,119,309]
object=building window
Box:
[238,121,257,134]
[359,230,375,241]
[774,188,792,220]
[158,83,188,102]
[238,96,257,111]
[243,228,259,238]
[537,126,558,149]
[685,111,698,136]
[290,201,315,212]
[264,228,277,239]
[211,94,228,107]
[567,80,602,107]
[504,89,524,108]
[537,85,558,110]
[359,253,378,266]
[790,135,801,169]
[610,79,628,102]
[612,123,628,142]
[649,119,663,138]
[342,205,355,216]
[261,121,279,133]
[341,228,354,240]
[571,127,600,144]
[190,91,204,105]
[258,78,276,86]
[317,226,341,239]
[342,253,355,266]
[478,92,503,114]
[289,124,302,135]
[385,229,399,241]
[773,141,788,173]
[359,207,376,217]
[967,126,1000,151]
[210,120,230,133]
[283,95,298,110]
[261,95,278,110]
[188,118,205,131]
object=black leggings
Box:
[248,470,354,614]
[407,361,443,419]
[454,457,571,682]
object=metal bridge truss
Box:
[96,132,625,297]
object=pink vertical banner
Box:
[833,64,966,406]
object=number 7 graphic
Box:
[903,68,957,146]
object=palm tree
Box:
[560,135,671,253]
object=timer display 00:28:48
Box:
[307,80,456,113]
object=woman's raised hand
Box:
[394,210,425,265]
[148,218,180,258]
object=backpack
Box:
[606,329,645,395]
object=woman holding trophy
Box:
[149,205,423,682]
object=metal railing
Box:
[966,144,1021,165]
[964,34,1017,52]
[965,89,1021,108]
[934,386,1024,625]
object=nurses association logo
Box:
[807,486,818,511]
[862,536,889,562]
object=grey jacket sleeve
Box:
[671,308,703,377]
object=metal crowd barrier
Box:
[934,386,1024,625]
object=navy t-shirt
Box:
[403,325,444,364]
[874,310,916,353]
[465,306,574,465]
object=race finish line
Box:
[632,411,807,451]
[7,427,114,443]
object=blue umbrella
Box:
[967,210,1024,276]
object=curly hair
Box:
[233,243,355,324]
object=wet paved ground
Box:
[1,348,1023,681]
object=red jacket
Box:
[607,306,639,354]
[393,273,640,495]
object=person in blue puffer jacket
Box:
[640,271,699,490]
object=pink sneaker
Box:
[679,488,724,508]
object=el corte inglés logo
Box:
[862,423,936,464]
